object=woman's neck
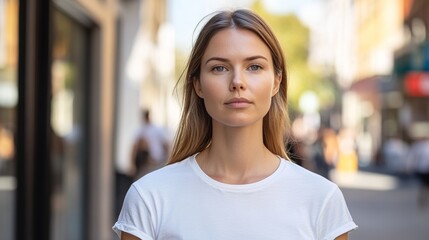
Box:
[196,126,279,184]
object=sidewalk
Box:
[331,169,400,191]
[333,169,429,240]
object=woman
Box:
[113,9,357,240]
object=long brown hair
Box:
[168,9,290,164]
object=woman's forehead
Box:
[202,28,271,61]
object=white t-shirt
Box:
[113,154,357,240]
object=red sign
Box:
[404,72,429,97]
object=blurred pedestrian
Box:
[336,128,358,173]
[0,123,14,175]
[114,9,357,240]
[323,128,339,166]
[382,136,409,174]
[312,128,335,180]
[407,135,429,209]
[131,109,170,179]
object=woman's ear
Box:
[193,77,204,98]
[272,73,282,96]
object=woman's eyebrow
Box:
[245,55,268,62]
[205,57,228,65]
[205,55,268,65]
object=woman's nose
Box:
[229,70,246,91]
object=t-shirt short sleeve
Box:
[318,186,358,240]
[112,184,156,240]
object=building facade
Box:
[15,0,119,239]
[0,0,173,239]
[1,0,173,239]
[392,0,429,142]
[346,0,406,166]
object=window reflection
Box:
[50,9,89,240]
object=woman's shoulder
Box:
[280,159,338,192]
[132,156,194,189]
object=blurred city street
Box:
[334,170,429,240]
[2,0,429,238]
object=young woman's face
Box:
[195,28,281,128]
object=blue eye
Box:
[248,64,262,71]
[212,66,227,72]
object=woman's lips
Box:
[225,98,252,108]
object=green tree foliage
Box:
[174,48,188,83]
[174,48,189,102]
[252,0,334,111]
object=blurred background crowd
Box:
[1,0,429,239]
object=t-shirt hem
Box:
[112,222,154,240]
[323,221,358,240]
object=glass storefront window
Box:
[50,9,89,240]
[0,0,18,239]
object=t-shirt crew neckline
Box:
[189,153,286,192]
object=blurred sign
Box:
[394,41,429,75]
[404,71,429,96]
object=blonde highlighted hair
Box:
[168,9,290,164]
